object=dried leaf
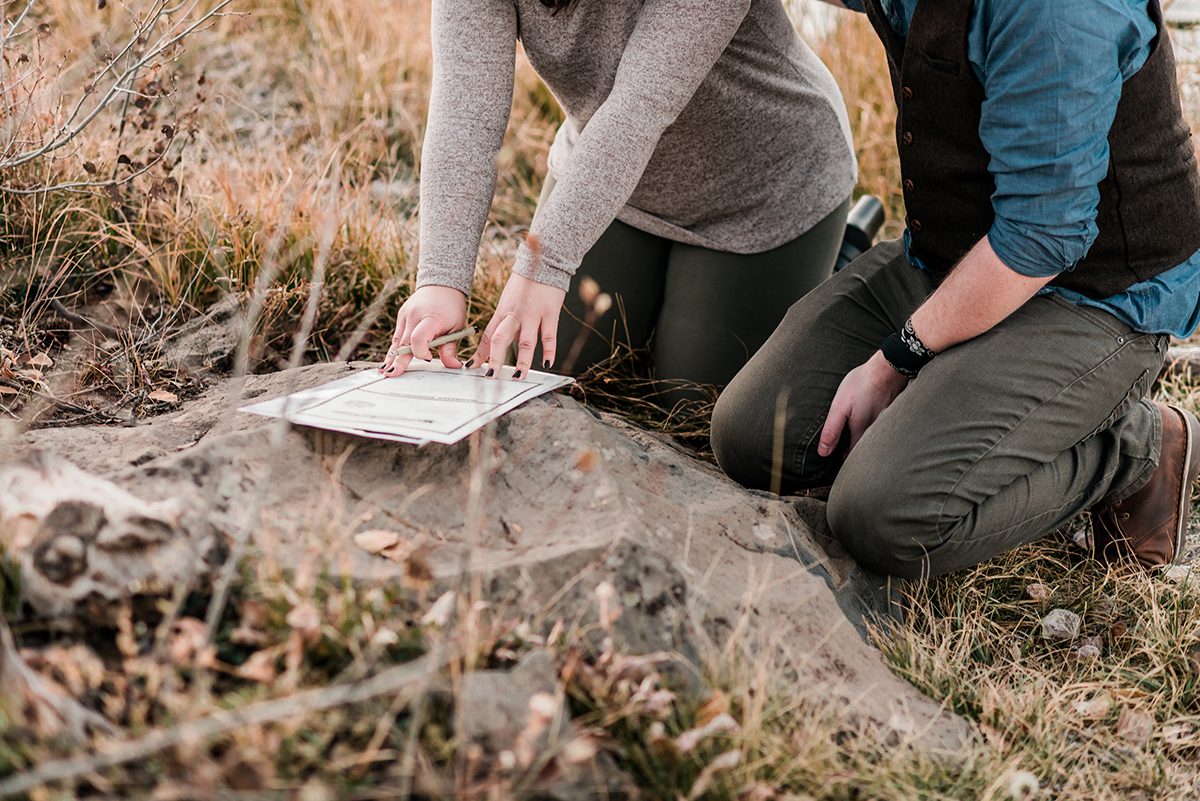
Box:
[167,617,215,668]
[0,386,18,396]
[354,529,401,555]
[28,352,53,368]
[1162,723,1198,748]
[404,543,434,588]
[576,449,599,472]
[595,581,621,631]
[235,648,279,684]
[286,602,321,642]
[147,389,178,403]
[21,644,106,697]
[560,734,599,765]
[421,591,456,628]
[1025,582,1051,602]
[687,749,741,800]
[528,692,558,725]
[646,720,680,764]
[675,713,740,754]
[230,601,270,645]
[741,785,778,801]
[696,690,729,726]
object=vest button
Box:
[910,218,924,233]
[902,86,914,100]
[902,131,914,146]
[904,179,915,192]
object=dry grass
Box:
[5,2,1200,800]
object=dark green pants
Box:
[541,176,850,409]
[711,239,1168,578]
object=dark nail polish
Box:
[464,359,474,369]
[514,370,523,379]
[543,360,550,369]
[486,368,495,378]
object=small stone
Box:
[1091,597,1117,617]
[1025,582,1052,602]
[1164,565,1193,584]
[1076,635,1102,659]
[1072,694,1113,720]
[1041,608,1081,641]
[1072,528,1092,552]
[1116,707,1154,747]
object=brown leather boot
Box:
[1091,402,1200,570]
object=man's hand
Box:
[471,273,566,378]
[381,285,468,376]
[818,350,909,457]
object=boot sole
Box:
[1169,404,1200,564]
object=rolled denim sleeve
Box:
[976,0,1154,277]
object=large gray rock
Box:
[3,362,972,753]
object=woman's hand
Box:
[471,273,566,378]
[381,285,468,376]
[818,351,909,457]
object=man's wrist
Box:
[869,349,912,385]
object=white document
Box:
[239,363,574,445]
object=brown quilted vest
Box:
[865,0,1200,298]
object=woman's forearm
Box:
[416,0,518,296]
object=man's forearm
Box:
[908,237,1056,353]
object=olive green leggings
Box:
[540,177,851,411]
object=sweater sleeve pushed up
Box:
[415,0,518,296]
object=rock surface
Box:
[2,362,972,753]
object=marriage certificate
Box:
[240,363,574,445]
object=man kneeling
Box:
[712,0,1200,578]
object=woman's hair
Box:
[539,0,575,13]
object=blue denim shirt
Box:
[841,0,1200,337]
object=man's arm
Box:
[817,238,1052,457]
[909,237,1054,353]
[817,0,1151,457]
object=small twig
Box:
[0,377,123,423]
[0,648,454,799]
[0,136,173,196]
[0,0,236,172]
[49,298,124,340]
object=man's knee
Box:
[826,472,935,579]
[711,372,777,492]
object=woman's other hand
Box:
[472,274,566,378]
[381,285,468,376]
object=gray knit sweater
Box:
[416,0,857,294]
